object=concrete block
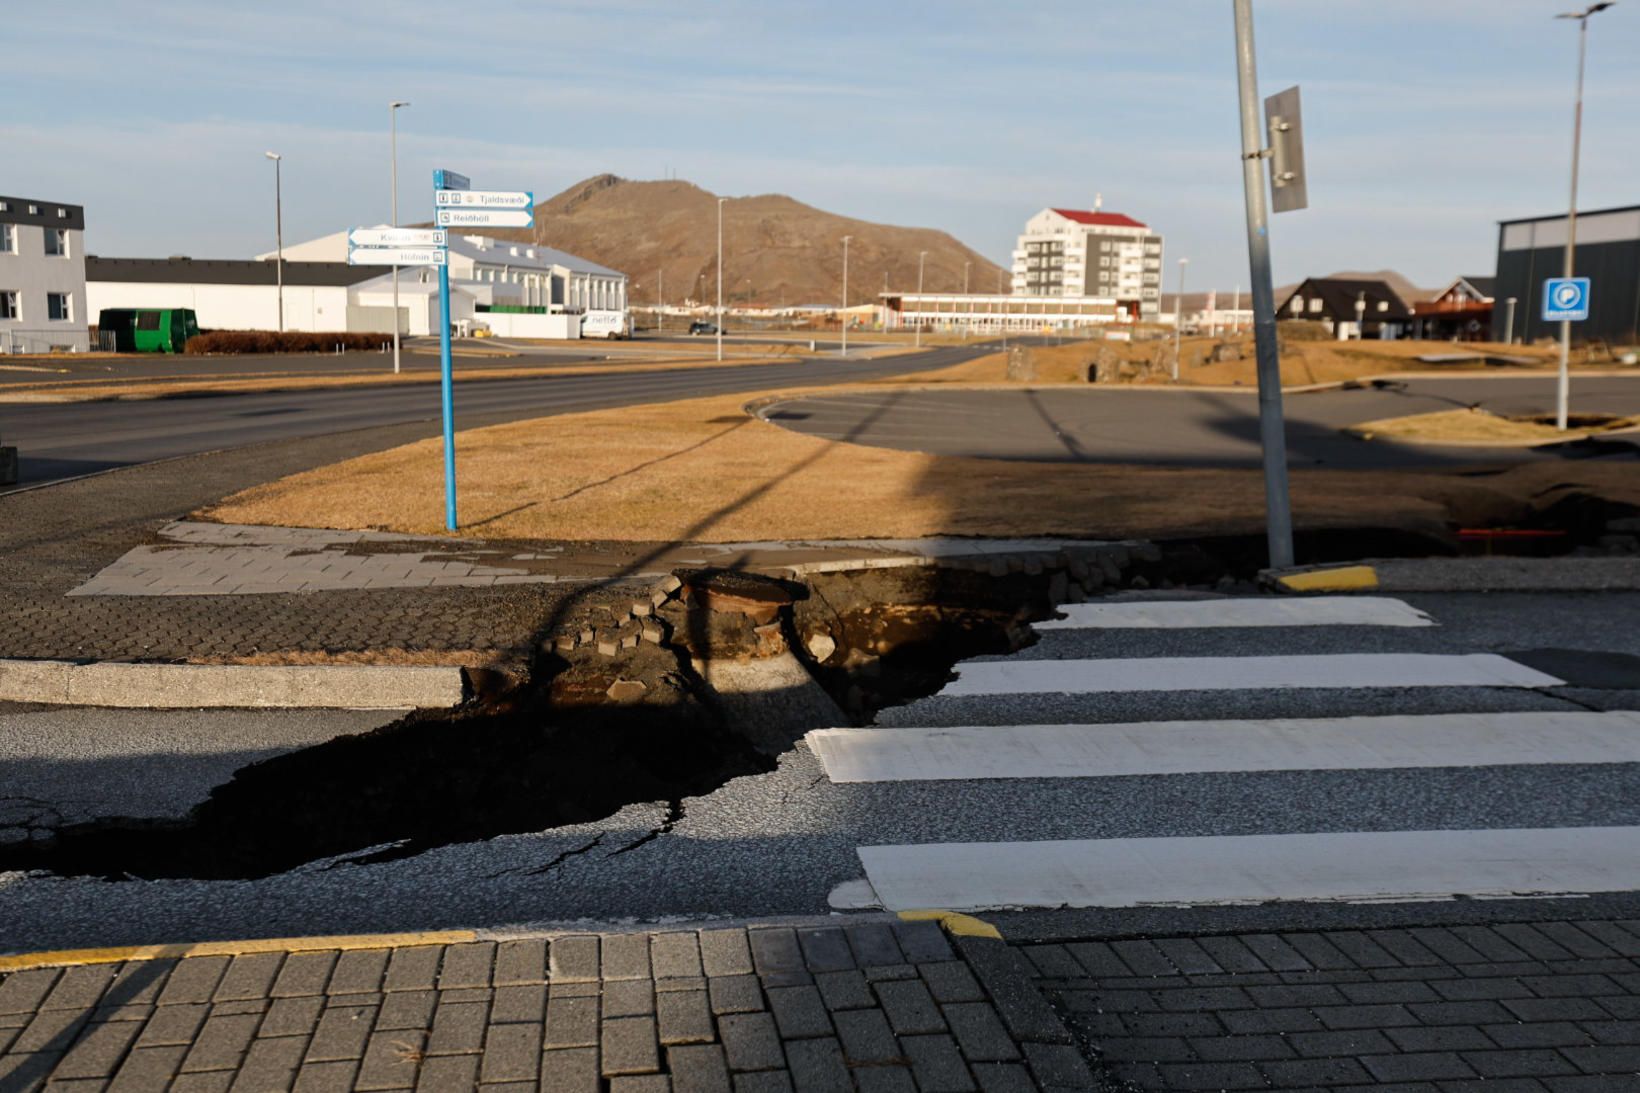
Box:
[0,659,463,710]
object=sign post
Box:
[1232,0,1307,571]
[432,169,467,531]
[424,171,533,532]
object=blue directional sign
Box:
[1543,277,1590,322]
[433,168,470,192]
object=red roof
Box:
[1050,208,1147,229]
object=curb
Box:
[0,659,467,709]
[1263,564,1379,593]
[0,930,478,973]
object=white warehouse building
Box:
[86,231,628,340]
[1,194,90,353]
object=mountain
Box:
[479,174,1005,308]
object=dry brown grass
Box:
[202,378,1640,546]
[1348,407,1640,446]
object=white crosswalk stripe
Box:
[941,652,1563,697]
[855,827,1640,911]
[818,593,1640,912]
[809,710,1640,783]
[1036,595,1433,629]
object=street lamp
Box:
[915,250,927,348]
[264,151,283,333]
[963,260,971,337]
[716,197,726,362]
[1354,291,1367,341]
[1172,257,1189,379]
[841,235,852,358]
[389,101,409,374]
[1552,1,1614,429]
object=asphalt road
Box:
[3,581,1638,951]
[1,344,991,492]
[759,373,1640,469]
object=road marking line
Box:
[857,827,1640,911]
[808,710,1640,783]
[1275,565,1380,592]
[895,910,1002,939]
[1036,596,1433,630]
[940,653,1563,697]
[0,930,477,973]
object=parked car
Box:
[688,321,719,336]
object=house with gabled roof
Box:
[1277,277,1414,340]
[1412,275,1496,341]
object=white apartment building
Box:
[1011,203,1163,319]
[0,195,90,352]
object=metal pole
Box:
[915,251,926,348]
[1172,257,1188,379]
[841,235,851,357]
[1233,284,1241,333]
[390,102,408,375]
[266,152,284,333]
[1355,292,1366,341]
[1233,0,1294,569]
[1505,296,1517,344]
[716,197,725,362]
[1558,10,1594,430]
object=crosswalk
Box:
[811,593,1640,912]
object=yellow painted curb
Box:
[1276,565,1379,592]
[897,910,1003,940]
[0,930,476,973]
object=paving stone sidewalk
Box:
[1024,918,1640,1091]
[0,919,1098,1093]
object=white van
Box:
[581,310,630,340]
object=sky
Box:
[7,0,1638,292]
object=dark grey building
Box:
[1493,204,1640,345]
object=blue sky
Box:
[7,1,1637,291]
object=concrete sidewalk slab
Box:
[0,660,464,709]
[69,520,1139,597]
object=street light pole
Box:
[1355,291,1367,341]
[716,197,725,362]
[915,251,927,348]
[390,100,409,374]
[1232,0,1294,569]
[841,235,851,358]
[1504,296,1517,344]
[1553,2,1613,430]
[264,151,283,333]
[963,260,971,337]
[1172,257,1189,379]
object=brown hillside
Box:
[484,174,1004,308]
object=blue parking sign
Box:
[1543,277,1590,322]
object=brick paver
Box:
[1032,918,1640,1091]
[0,922,1088,1092]
[11,918,1633,1091]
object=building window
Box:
[0,225,12,253]
[0,291,17,319]
[1309,299,1323,314]
[45,228,68,257]
[47,293,71,321]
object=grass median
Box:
[202,357,1640,545]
